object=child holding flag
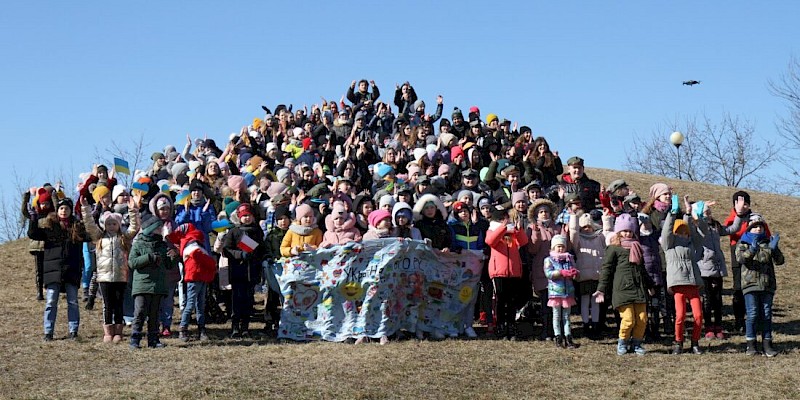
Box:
[222,203,265,339]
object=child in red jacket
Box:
[485,206,529,340]
[167,223,217,342]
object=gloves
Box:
[694,201,705,219]
[561,269,577,279]
[750,242,759,254]
[670,194,680,215]
[769,233,780,250]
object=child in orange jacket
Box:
[485,206,529,340]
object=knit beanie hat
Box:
[613,213,638,234]
[673,219,689,236]
[375,163,394,179]
[579,213,599,230]
[92,185,111,203]
[273,205,291,221]
[140,214,164,236]
[331,202,349,220]
[156,196,172,211]
[747,213,765,229]
[276,168,290,183]
[151,152,165,161]
[486,113,498,124]
[368,209,392,228]
[450,145,464,162]
[550,234,567,250]
[98,211,123,231]
[452,107,464,119]
[440,133,456,148]
[379,194,396,209]
[224,200,241,218]
[394,204,413,224]
[511,191,527,206]
[111,185,128,202]
[648,183,671,200]
[236,203,254,218]
[294,204,314,221]
[171,162,189,178]
[266,182,287,198]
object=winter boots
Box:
[763,339,778,357]
[112,324,123,343]
[102,324,114,343]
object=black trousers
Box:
[702,276,724,328]
[492,277,521,329]
[133,293,163,335]
[231,282,254,330]
[99,282,126,325]
[32,252,44,294]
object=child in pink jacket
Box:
[485,206,528,340]
[320,201,362,247]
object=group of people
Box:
[22,79,785,355]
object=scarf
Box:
[59,217,71,230]
[654,200,669,212]
[368,226,392,238]
[190,195,205,207]
[740,231,766,246]
[620,237,643,265]
[549,251,573,263]
[289,223,315,236]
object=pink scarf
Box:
[619,237,643,265]
[654,200,669,212]
[548,251,573,263]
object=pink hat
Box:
[294,204,314,221]
[648,183,671,200]
[469,106,480,114]
[614,213,638,234]
[331,201,348,220]
[368,209,392,228]
[227,175,246,192]
[266,182,287,198]
[450,146,464,163]
[511,191,527,205]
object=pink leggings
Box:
[673,285,703,342]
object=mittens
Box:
[671,194,680,215]
[769,233,780,250]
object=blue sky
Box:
[1,2,798,196]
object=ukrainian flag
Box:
[113,158,130,175]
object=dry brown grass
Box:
[1,169,799,400]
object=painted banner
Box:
[276,238,483,342]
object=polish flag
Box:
[237,234,259,253]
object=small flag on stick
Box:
[113,158,130,175]
[237,234,259,253]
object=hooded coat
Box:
[413,194,452,250]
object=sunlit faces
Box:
[568,164,584,180]
[384,149,397,163]
[302,170,314,182]
[452,153,464,165]
[240,213,254,225]
[657,192,672,204]
[457,208,470,221]
[553,244,566,253]
[115,191,130,204]
[480,205,492,219]
[376,217,392,230]
[276,215,290,230]
[104,218,120,234]
[536,207,551,222]
[300,214,314,227]
[618,230,634,239]
[423,203,437,218]
[360,201,374,217]
[57,205,71,219]
[506,172,519,185]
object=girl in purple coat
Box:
[638,213,665,342]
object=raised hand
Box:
[436,95,443,105]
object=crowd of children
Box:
[22,79,785,355]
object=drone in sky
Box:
[683,80,701,86]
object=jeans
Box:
[44,282,80,334]
[180,281,207,328]
[552,305,572,336]
[81,243,95,289]
[744,291,774,340]
[159,281,178,329]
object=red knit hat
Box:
[302,137,312,151]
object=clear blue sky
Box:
[1,2,798,196]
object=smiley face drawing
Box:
[459,286,473,304]
[341,281,364,301]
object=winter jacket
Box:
[544,254,576,300]
[280,225,323,257]
[28,216,90,287]
[166,223,216,283]
[265,227,288,261]
[661,213,704,289]
[639,231,663,286]
[528,220,559,292]
[558,172,601,212]
[320,214,362,247]
[736,237,784,295]
[448,217,488,252]
[725,209,771,246]
[413,194,452,250]
[222,223,265,284]
[129,232,176,296]
[175,201,216,251]
[82,205,140,283]
[696,216,741,278]
[567,214,603,282]
[598,245,653,309]
[485,221,529,279]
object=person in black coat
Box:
[222,204,265,338]
[27,197,91,341]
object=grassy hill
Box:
[1,168,799,399]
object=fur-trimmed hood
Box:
[527,198,557,222]
[413,193,447,222]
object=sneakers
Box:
[43,333,54,342]
[464,326,478,339]
[129,332,142,349]
[379,335,389,345]
[565,335,578,349]
[478,312,488,325]
[616,339,629,356]
[230,328,241,339]
[690,341,703,355]
[85,296,95,310]
[704,330,716,340]
[714,326,727,340]
[672,341,683,355]
[631,339,646,356]
[160,328,172,337]
[68,332,79,341]
[179,329,190,343]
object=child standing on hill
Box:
[568,211,605,340]
[80,194,140,343]
[28,197,91,341]
[544,235,579,349]
[222,203,265,339]
[594,213,655,355]
[128,214,177,349]
[263,205,290,335]
[736,214,783,357]
[637,213,665,342]
[485,206,528,340]
[662,195,705,355]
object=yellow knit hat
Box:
[92,185,111,203]
[486,113,498,124]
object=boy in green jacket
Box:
[128,214,177,349]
